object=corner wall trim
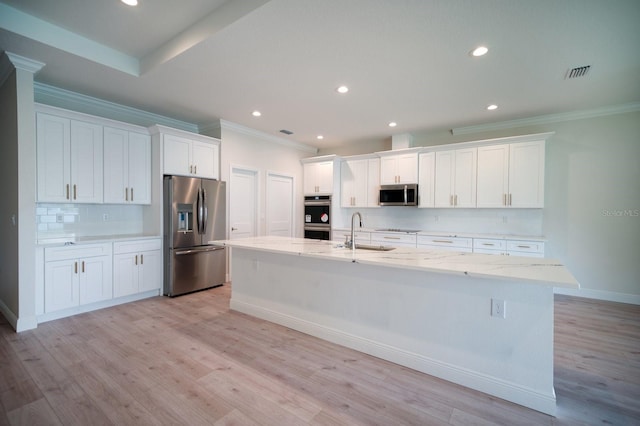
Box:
[33,82,199,133]
[218,119,318,154]
[451,102,640,135]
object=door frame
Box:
[266,170,295,237]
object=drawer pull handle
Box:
[517,245,531,249]
[383,236,401,240]
[482,243,495,246]
[433,240,453,244]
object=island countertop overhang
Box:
[210,236,579,289]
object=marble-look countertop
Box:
[36,234,162,247]
[211,236,578,288]
[332,228,547,241]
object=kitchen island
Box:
[211,236,579,416]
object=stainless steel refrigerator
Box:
[163,175,226,296]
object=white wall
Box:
[321,110,640,304]
[215,122,316,238]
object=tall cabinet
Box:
[103,126,151,204]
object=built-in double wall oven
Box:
[304,195,331,240]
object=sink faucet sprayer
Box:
[350,212,362,261]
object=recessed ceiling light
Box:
[317,135,324,140]
[471,46,488,57]
[121,0,138,6]
[336,85,349,94]
[388,122,397,127]
[487,104,498,111]
[252,110,261,117]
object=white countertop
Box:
[211,236,578,288]
[37,234,161,247]
[332,228,547,241]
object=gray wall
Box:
[0,70,19,320]
[320,110,640,302]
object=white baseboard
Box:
[0,299,38,332]
[230,298,557,416]
[554,287,640,305]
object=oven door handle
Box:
[304,225,331,232]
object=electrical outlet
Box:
[491,298,506,318]
[102,213,109,221]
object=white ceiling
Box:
[1,0,639,149]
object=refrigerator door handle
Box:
[202,188,208,234]
[196,187,203,234]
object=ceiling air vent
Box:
[566,65,591,79]
[279,129,294,135]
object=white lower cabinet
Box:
[113,239,162,298]
[371,232,417,248]
[332,230,371,245]
[44,243,113,313]
[417,235,473,253]
[472,238,544,257]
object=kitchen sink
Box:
[352,243,396,251]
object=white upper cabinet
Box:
[476,140,545,208]
[162,131,220,179]
[434,147,477,208]
[37,112,103,203]
[341,157,380,207]
[303,160,334,195]
[104,127,151,204]
[379,152,418,185]
[418,152,435,208]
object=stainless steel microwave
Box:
[379,184,418,206]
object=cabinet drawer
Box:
[45,243,112,262]
[371,232,417,246]
[417,235,473,249]
[507,240,544,254]
[473,238,506,251]
[114,238,162,254]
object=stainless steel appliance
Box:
[304,195,331,240]
[379,184,419,206]
[163,175,226,296]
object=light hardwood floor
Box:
[1,286,639,425]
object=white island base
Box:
[219,237,579,416]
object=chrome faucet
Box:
[350,211,363,257]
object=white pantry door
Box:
[266,172,294,237]
[230,166,258,240]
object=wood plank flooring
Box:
[1,287,639,425]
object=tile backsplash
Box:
[36,204,145,241]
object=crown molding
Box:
[451,102,640,135]
[34,82,198,133]
[218,119,318,154]
[0,51,45,86]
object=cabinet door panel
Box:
[509,141,545,207]
[315,161,334,194]
[44,259,78,312]
[434,151,455,207]
[138,250,161,292]
[192,141,216,178]
[113,254,138,298]
[454,148,477,208]
[79,255,112,305]
[397,154,418,183]
[37,113,70,202]
[163,134,191,175]
[476,145,509,208]
[379,156,398,185]
[367,158,380,207]
[418,152,435,208]
[103,127,128,203]
[70,120,103,203]
[128,132,151,204]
